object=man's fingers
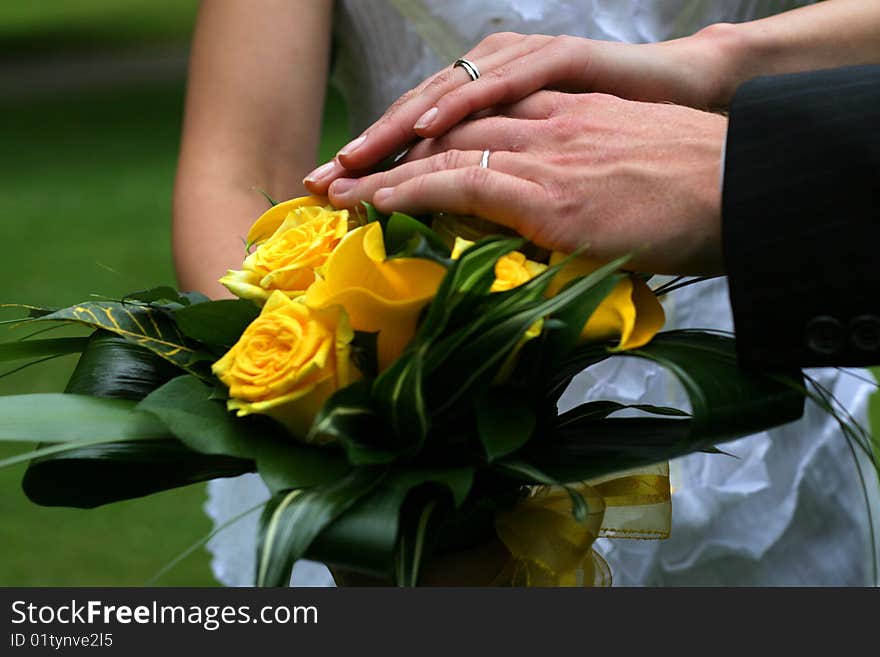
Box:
[369,167,546,239]
[499,90,568,119]
[328,149,534,209]
[401,116,537,162]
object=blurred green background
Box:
[0,1,348,585]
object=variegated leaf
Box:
[33,302,212,375]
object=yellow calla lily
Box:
[305,222,446,370]
[547,253,665,350]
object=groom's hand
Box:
[326,91,727,276]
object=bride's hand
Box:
[325,91,727,276]
[304,26,742,194]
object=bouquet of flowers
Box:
[0,196,807,586]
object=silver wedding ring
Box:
[479,149,491,169]
[453,57,480,82]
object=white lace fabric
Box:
[206,0,880,587]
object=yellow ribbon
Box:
[493,462,671,586]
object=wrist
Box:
[688,21,753,109]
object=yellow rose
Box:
[547,253,665,350]
[212,290,354,441]
[306,222,446,371]
[451,237,547,292]
[220,196,350,303]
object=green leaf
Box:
[395,495,443,587]
[30,301,213,375]
[307,481,406,577]
[139,375,348,491]
[15,341,249,508]
[384,212,450,257]
[628,331,804,441]
[257,188,279,207]
[123,287,202,307]
[256,467,387,586]
[307,380,400,465]
[256,439,350,494]
[2,441,102,469]
[0,393,170,444]
[65,331,183,401]
[137,375,259,459]
[475,388,536,461]
[538,273,624,373]
[22,438,252,508]
[388,467,475,508]
[416,237,523,344]
[430,256,628,415]
[545,342,613,403]
[361,201,387,224]
[492,459,588,522]
[392,234,454,268]
[527,331,805,482]
[174,299,260,350]
[372,347,428,449]
[555,400,689,429]
[525,418,692,482]
[0,303,57,320]
[307,467,473,578]
[419,255,568,376]
[0,336,88,362]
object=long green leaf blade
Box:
[372,347,428,448]
[0,393,169,443]
[140,375,348,491]
[22,439,252,508]
[256,468,386,586]
[0,337,88,362]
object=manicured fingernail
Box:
[338,135,366,157]
[330,178,355,197]
[303,160,338,184]
[414,107,438,130]
[374,187,395,205]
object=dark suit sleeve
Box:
[722,64,880,369]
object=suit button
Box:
[850,315,880,351]
[805,316,845,355]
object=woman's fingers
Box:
[310,35,547,181]
[301,156,375,190]
[328,149,535,209]
[369,166,547,240]
[411,40,584,137]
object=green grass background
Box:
[0,2,349,585]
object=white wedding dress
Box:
[205,0,880,586]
